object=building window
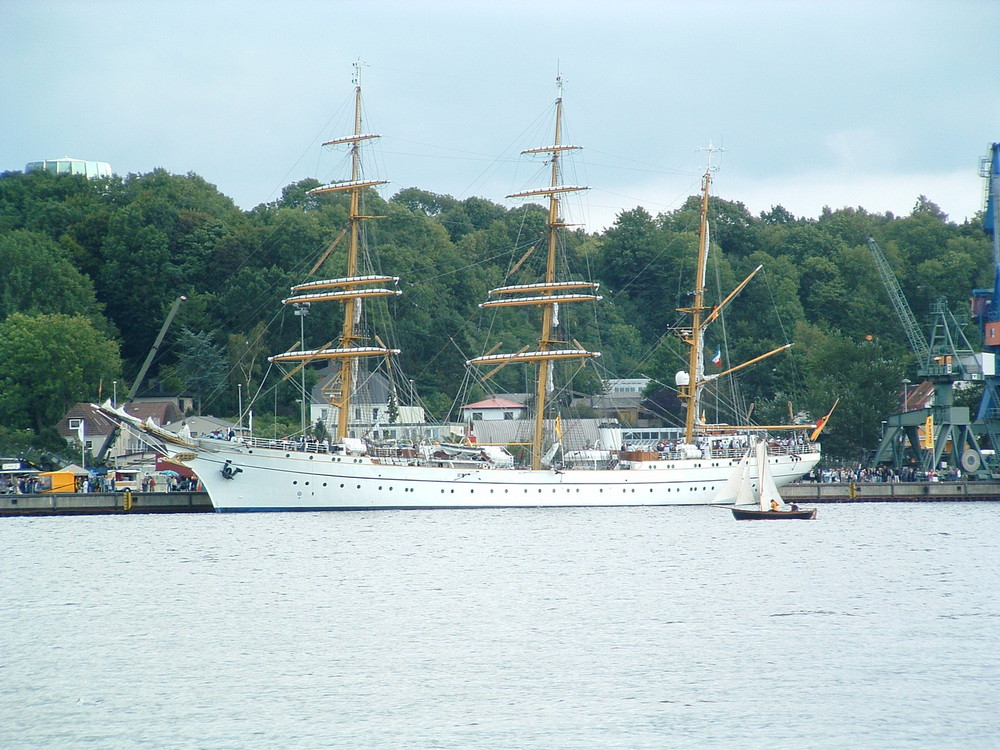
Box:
[472,412,483,421]
[504,412,514,420]
[69,419,82,430]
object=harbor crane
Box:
[96,295,187,460]
[867,237,986,474]
[971,143,1000,458]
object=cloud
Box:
[726,168,984,222]
[575,166,986,233]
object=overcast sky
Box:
[3,0,998,231]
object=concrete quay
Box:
[781,481,1000,503]
[0,491,213,517]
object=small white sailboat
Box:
[722,441,817,519]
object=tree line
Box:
[0,167,991,464]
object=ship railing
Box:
[241,436,333,454]
[652,439,818,462]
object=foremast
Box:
[269,61,401,441]
[468,76,601,469]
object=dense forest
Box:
[0,167,991,465]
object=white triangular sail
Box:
[711,445,753,504]
[735,458,756,506]
[755,440,783,511]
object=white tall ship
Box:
[100,69,822,511]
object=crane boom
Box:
[96,295,187,461]
[125,295,187,402]
[867,236,931,364]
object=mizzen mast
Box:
[677,158,715,443]
[676,145,790,442]
[469,75,600,469]
[270,61,400,440]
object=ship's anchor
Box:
[221,460,243,480]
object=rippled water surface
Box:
[2,503,999,748]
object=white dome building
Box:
[25,157,112,179]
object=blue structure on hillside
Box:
[971,143,1000,452]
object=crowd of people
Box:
[650,433,811,459]
[801,465,965,483]
[1,476,41,494]
[1,472,201,494]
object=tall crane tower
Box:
[971,143,1000,457]
[867,237,986,474]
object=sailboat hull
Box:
[731,507,817,520]
[179,440,820,512]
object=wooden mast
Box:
[270,61,400,441]
[676,146,792,443]
[532,84,565,470]
[680,166,713,443]
[468,75,598,469]
[337,75,365,440]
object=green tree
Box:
[0,229,108,329]
[175,329,227,414]
[0,312,121,431]
[797,324,907,461]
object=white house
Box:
[460,397,527,422]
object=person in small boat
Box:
[770,498,780,512]
[790,503,799,511]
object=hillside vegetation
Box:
[0,168,990,462]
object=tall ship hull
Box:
[177,438,820,512]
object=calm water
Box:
[2,503,998,749]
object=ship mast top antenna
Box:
[352,59,364,88]
[697,141,725,173]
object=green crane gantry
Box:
[867,237,987,474]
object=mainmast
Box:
[269,61,400,440]
[468,76,600,469]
